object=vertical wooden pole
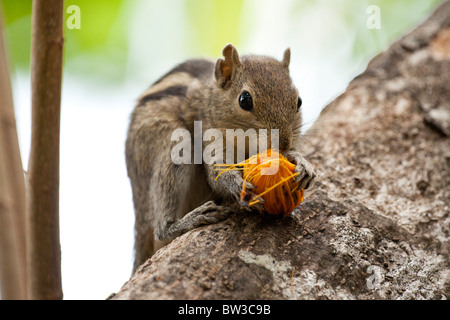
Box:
[27,0,64,299]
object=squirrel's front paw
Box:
[285,151,316,190]
[222,169,256,202]
[194,200,232,224]
[226,169,266,211]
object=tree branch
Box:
[0,14,27,300]
[27,0,64,300]
[113,1,450,300]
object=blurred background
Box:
[0,0,444,299]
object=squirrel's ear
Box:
[215,44,241,88]
[282,48,291,69]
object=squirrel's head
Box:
[213,44,302,153]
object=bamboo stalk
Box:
[0,14,27,300]
[27,0,64,299]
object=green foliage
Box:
[185,0,245,56]
[1,0,129,82]
[351,0,444,62]
[62,0,129,81]
[0,0,445,84]
[0,0,32,72]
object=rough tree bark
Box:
[113,2,450,300]
[27,0,64,300]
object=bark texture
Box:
[113,2,450,300]
[27,0,64,300]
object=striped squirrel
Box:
[126,44,316,272]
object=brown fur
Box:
[126,44,315,272]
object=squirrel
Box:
[125,44,316,272]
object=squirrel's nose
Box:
[264,128,292,152]
[278,134,292,153]
[279,143,289,153]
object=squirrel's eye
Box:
[297,96,302,112]
[239,91,254,112]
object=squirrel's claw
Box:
[285,151,316,190]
